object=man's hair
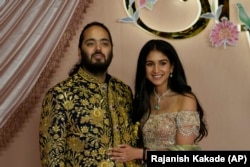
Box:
[78,21,113,49]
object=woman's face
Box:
[145,50,173,88]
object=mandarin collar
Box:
[78,67,111,84]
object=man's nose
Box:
[95,42,101,51]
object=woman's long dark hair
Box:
[133,39,208,143]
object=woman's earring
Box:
[170,73,173,78]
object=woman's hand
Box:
[108,144,143,162]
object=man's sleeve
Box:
[39,90,66,167]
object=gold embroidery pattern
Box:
[39,68,141,167]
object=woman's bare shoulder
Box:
[177,93,197,111]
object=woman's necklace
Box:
[153,88,171,110]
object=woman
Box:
[109,39,208,164]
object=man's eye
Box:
[86,42,95,46]
[102,41,110,46]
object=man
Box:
[39,22,141,167]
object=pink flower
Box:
[139,0,147,8]
[138,0,157,10]
[209,17,239,48]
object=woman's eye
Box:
[146,63,153,66]
[160,61,167,66]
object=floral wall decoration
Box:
[201,4,239,49]
[119,0,211,39]
[119,0,157,24]
[119,0,250,47]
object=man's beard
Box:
[80,49,113,74]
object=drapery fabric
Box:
[0,0,93,150]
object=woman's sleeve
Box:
[176,111,200,137]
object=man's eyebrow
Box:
[84,38,95,42]
[100,38,111,42]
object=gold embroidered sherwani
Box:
[39,68,141,167]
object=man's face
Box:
[80,25,113,74]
